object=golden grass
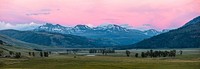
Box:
[0,54,200,69]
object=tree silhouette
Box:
[126,50,131,57]
[28,52,31,56]
[9,51,14,55]
[135,53,138,58]
[150,50,153,58]
[32,52,35,57]
[179,50,183,55]
[141,52,145,58]
[44,52,49,57]
[15,52,21,58]
[40,52,43,57]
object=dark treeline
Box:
[0,50,52,58]
[0,49,183,59]
[0,51,21,58]
[140,50,176,58]
[126,50,182,58]
[29,51,50,57]
[15,52,21,58]
[89,49,115,55]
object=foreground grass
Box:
[0,54,200,69]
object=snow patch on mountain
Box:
[34,23,171,37]
[143,29,161,36]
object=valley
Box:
[0,48,199,69]
[0,0,199,69]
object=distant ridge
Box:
[0,29,97,48]
[33,23,167,45]
[183,16,200,27]
[0,34,48,49]
[126,16,200,49]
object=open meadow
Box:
[0,48,200,69]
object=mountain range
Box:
[34,23,167,36]
[0,23,169,48]
[33,23,168,45]
[1,16,199,49]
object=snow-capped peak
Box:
[74,25,91,30]
[147,29,159,32]
[162,29,170,33]
[34,23,73,34]
[33,23,172,36]
[143,29,161,36]
[119,24,133,29]
[95,24,128,32]
[100,24,117,29]
[41,23,64,28]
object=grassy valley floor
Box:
[0,49,200,69]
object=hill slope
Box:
[0,30,99,48]
[0,34,49,54]
[128,16,200,49]
[0,34,48,49]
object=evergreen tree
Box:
[135,53,138,58]
[15,52,21,58]
[126,50,131,57]
[44,52,49,57]
[141,52,145,58]
[9,51,14,55]
[40,52,43,57]
[180,50,183,55]
[28,52,31,56]
[32,52,35,57]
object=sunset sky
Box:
[0,0,200,30]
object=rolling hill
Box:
[0,34,50,54]
[0,34,48,49]
[127,16,200,49]
[0,29,101,48]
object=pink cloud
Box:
[0,0,200,30]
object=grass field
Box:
[0,48,200,69]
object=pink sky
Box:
[0,0,200,30]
